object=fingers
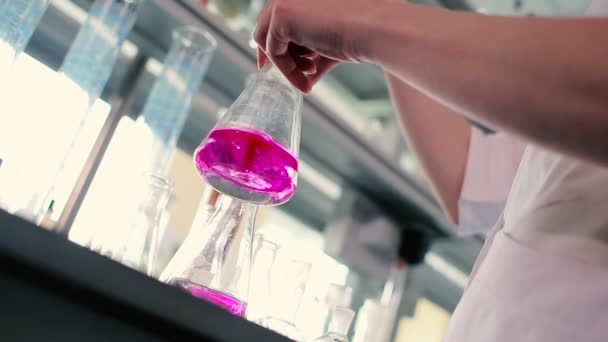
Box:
[290,43,318,59]
[307,57,340,85]
[267,22,311,93]
[257,48,269,69]
[253,0,276,55]
[294,56,316,74]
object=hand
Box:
[254,0,395,93]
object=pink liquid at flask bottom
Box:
[173,279,247,317]
[194,128,298,204]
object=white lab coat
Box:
[444,3,608,337]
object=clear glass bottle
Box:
[93,174,172,276]
[375,260,408,342]
[194,65,302,205]
[313,306,356,342]
[258,259,312,341]
[0,0,51,75]
[247,234,280,322]
[352,299,384,342]
[0,0,142,223]
[160,195,257,317]
[136,26,216,175]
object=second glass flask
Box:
[160,195,256,317]
[194,65,303,205]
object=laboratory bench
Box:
[0,209,290,341]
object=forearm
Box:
[386,73,470,223]
[371,3,608,165]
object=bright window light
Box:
[0,49,110,221]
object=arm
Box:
[372,4,608,165]
[254,1,608,166]
[386,74,471,224]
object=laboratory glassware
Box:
[160,195,257,317]
[0,0,51,74]
[94,173,172,276]
[68,25,216,248]
[312,306,356,342]
[258,259,312,341]
[247,234,280,322]
[136,26,216,175]
[0,0,142,223]
[375,260,408,342]
[352,299,384,342]
[194,64,302,205]
[157,185,221,280]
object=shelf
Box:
[0,210,291,341]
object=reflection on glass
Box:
[160,196,257,317]
[0,0,51,75]
[93,174,172,276]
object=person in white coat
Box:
[253,0,608,341]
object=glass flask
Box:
[0,0,51,75]
[68,26,216,248]
[160,195,257,317]
[92,174,172,275]
[352,299,384,342]
[375,260,408,342]
[247,234,280,322]
[0,0,142,223]
[136,26,217,175]
[258,259,312,341]
[312,306,355,342]
[194,64,303,205]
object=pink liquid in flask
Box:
[194,128,298,205]
[173,279,247,317]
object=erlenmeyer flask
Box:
[160,195,256,317]
[136,26,217,176]
[258,259,312,341]
[94,174,172,276]
[0,0,51,75]
[194,64,303,205]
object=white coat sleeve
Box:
[457,127,526,235]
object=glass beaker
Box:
[0,0,51,74]
[94,174,172,276]
[194,64,303,206]
[160,195,257,317]
[137,26,217,175]
[247,234,280,322]
[258,259,312,341]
